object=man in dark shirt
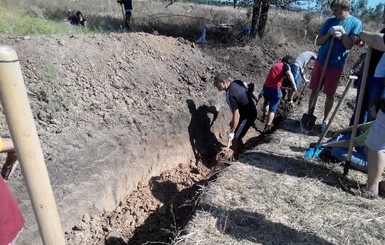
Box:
[214,73,257,159]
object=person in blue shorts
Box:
[213,73,257,159]
[261,55,297,133]
[283,51,317,103]
[302,0,362,133]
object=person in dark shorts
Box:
[261,55,297,133]
[213,73,257,159]
[118,0,133,29]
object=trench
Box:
[64,98,293,245]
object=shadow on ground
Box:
[199,203,335,244]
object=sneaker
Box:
[321,120,328,133]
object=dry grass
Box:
[1,0,381,44]
[176,86,385,244]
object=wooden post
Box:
[0,45,65,244]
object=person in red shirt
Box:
[0,175,24,245]
[0,137,24,245]
[261,55,297,133]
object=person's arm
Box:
[340,31,355,50]
[331,124,364,139]
[358,31,385,51]
[286,70,297,91]
[300,68,309,83]
[229,108,240,134]
[316,32,331,46]
[321,139,358,149]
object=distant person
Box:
[349,7,385,126]
[1,137,18,181]
[118,0,133,30]
[213,73,257,159]
[261,55,297,133]
[68,11,87,27]
[283,51,317,103]
[301,0,362,133]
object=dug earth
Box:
[1,32,353,244]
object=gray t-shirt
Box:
[294,51,317,69]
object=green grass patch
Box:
[0,5,91,36]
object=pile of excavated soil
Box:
[0,31,363,244]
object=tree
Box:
[249,0,270,38]
[246,0,311,39]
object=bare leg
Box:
[1,138,17,168]
[323,94,335,122]
[366,148,385,195]
[266,112,275,126]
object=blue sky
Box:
[367,0,383,9]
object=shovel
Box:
[343,47,372,177]
[294,81,309,105]
[301,37,335,132]
[304,75,358,159]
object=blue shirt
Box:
[317,15,362,68]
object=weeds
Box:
[36,65,68,118]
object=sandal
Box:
[1,163,17,180]
[350,185,377,199]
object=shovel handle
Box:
[317,75,357,143]
[344,47,372,176]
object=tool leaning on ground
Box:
[301,37,336,132]
[343,47,372,178]
[304,75,358,159]
[294,80,309,105]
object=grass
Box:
[0,5,89,36]
[0,1,382,45]
[36,65,68,117]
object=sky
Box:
[368,0,383,9]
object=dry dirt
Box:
[0,30,363,244]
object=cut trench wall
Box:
[0,32,236,244]
[13,96,230,245]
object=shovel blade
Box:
[300,113,317,132]
[304,147,324,159]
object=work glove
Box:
[328,25,344,35]
[228,132,235,140]
[333,31,342,39]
